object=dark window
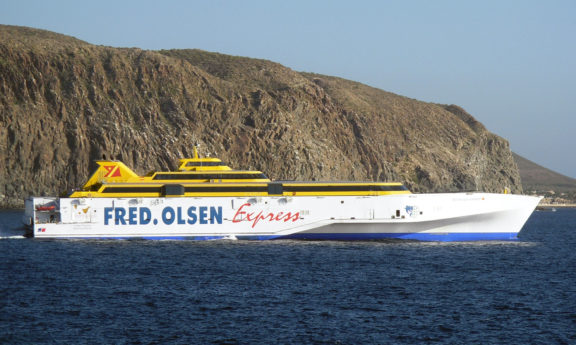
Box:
[162,184,184,196]
[184,186,268,193]
[101,186,163,194]
[87,183,102,191]
[268,183,283,195]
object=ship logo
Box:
[405,205,420,217]
[103,165,122,178]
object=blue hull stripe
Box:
[50,235,231,241]
[276,232,519,241]
[43,232,518,242]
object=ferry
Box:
[23,148,541,241]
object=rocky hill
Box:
[514,153,576,193]
[0,25,522,208]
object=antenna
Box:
[193,142,201,159]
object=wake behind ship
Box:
[23,149,541,241]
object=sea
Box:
[0,209,575,345]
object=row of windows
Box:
[99,184,408,194]
[153,173,269,180]
[101,187,163,194]
[185,161,226,167]
[100,186,271,194]
[283,185,409,192]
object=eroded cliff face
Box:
[0,25,522,207]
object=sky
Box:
[2,0,575,178]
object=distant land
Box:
[514,153,576,205]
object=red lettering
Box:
[274,212,284,221]
[283,212,300,222]
[252,213,275,228]
[232,203,301,228]
[249,211,262,227]
[290,212,300,222]
[232,203,251,223]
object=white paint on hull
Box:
[24,192,541,241]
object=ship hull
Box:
[24,193,541,241]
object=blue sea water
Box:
[0,209,575,344]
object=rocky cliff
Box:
[0,25,522,208]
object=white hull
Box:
[24,193,541,241]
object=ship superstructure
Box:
[68,148,409,199]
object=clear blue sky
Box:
[3,0,575,178]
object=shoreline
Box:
[537,203,576,208]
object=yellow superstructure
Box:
[69,149,411,198]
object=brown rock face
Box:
[0,25,522,208]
